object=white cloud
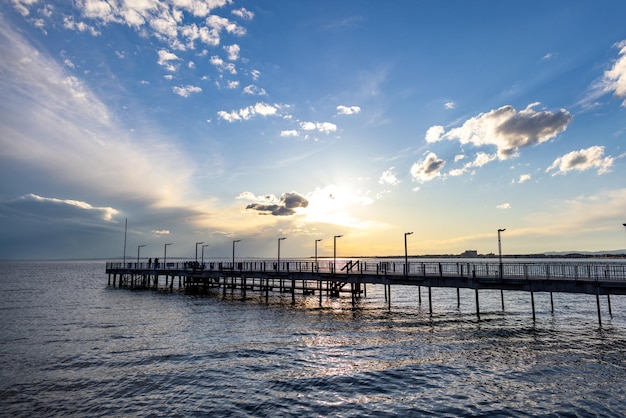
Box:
[217,102,280,122]
[425,125,445,143]
[447,152,496,177]
[280,130,299,137]
[410,152,445,183]
[17,1,243,50]
[224,44,240,60]
[444,101,455,110]
[427,103,572,159]
[63,16,100,35]
[232,7,254,20]
[210,55,236,74]
[546,145,614,176]
[172,85,202,97]
[337,105,361,115]
[157,49,181,71]
[518,174,531,183]
[497,203,511,209]
[299,121,337,134]
[378,167,400,185]
[243,85,267,95]
[603,40,626,106]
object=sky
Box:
[1,0,626,260]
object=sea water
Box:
[1,260,626,417]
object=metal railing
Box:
[106,259,626,282]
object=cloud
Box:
[518,174,531,183]
[280,130,299,137]
[243,85,267,95]
[172,85,202,97]
[337,105,361,115]
[410,152,445,183]
[29,1,244,50]
[497,203,511,209]
[546,145,614,176]
[425,125,445,143]
[239,191,309,216]
[427,103,572,159]
[210,55,236,74]
[444,101,455,110]
[603,40,626,106]
[217,102,280,122]
[224,44,240,60]
[232,7,254,20]
[378,167,400,185]
[447,152,496,177]
[1,194,119,222]
[299,121,337,134]
[0,16,198,210]
[157,49,181,71]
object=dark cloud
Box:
[246,192,308,216]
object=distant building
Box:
[460,250,478,258]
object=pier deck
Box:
[106,258,626,324]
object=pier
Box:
[106,258,626,325]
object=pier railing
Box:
[105,259,626,281]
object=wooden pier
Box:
[106,258,626,324]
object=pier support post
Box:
[292,278,295,303]
[608,295,612,317]
[550,292,554,314]
[428,287,432,315]
[531,291,536,322]
[596,294,602,327]
[475,289,480,320]
[457,288,460,309]
[318,280,322,306]
[418,286,421,304]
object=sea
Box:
[1,259,626,417]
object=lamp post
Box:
[137,244,145,267]
[404,232,413,276]
[201,244,208,267]
[315,239,322,272]
[164,243,172,269]
[195,241,204,264]
[498,228,506,280]
[232,239,241,269]
[277,237,286,272]
[333,235,343,274]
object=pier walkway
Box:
[106,258,626,324]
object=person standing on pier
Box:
[154,258,159,269]
[148,258,152,268]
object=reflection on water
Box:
[1,260,626,416]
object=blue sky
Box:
[1,0,626,260]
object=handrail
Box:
[105,259,626,281]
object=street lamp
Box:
[201,244,209,267]
[498,228,506,280]
[315,239,322,272]
[277,237,286,272]
[232,239,241,269]
[195,241,204,263]
[333,235,343,274]
[404,232,413,276]
[164,243,173,269]
[137,244,145,267]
